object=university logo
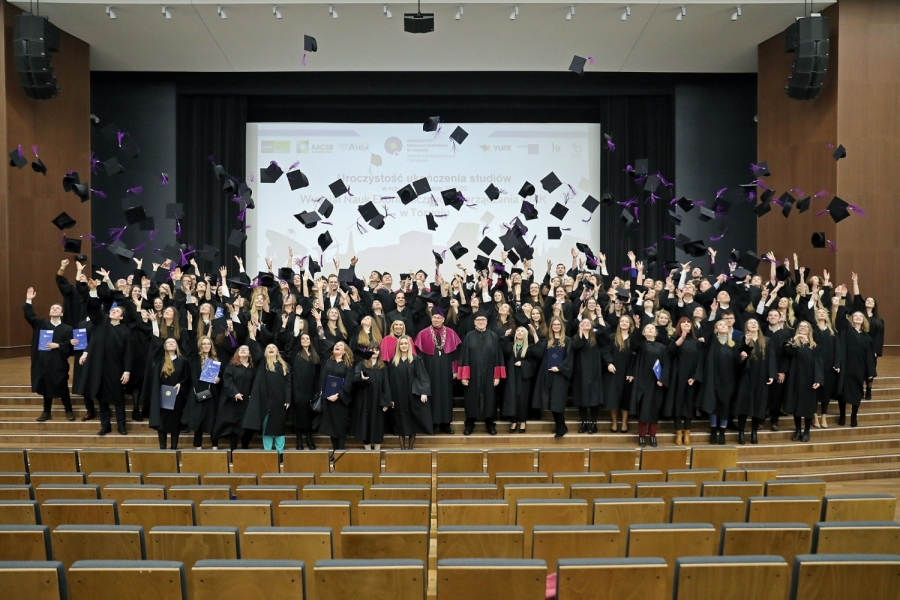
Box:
[384,137,403,155]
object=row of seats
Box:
[0,447,744,477]
[5,554,900,600]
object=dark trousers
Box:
[193,431,220,448]
[768,381,784,425]
[330,436,346,451]
[578,406,600,421]
[464,417,496,429]
[551,412,567,433]
[99,402,125,430]
[83,395,95,414]
[43,388,73,413]
[229,431,254,451]
[673,416,693,430]
[158,431,180,449]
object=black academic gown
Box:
[82,313,133,406]
[501,343,538,421]
[386,357,433,435]
[600,334,634,411]
[764,326,793,415]
[350,362,392,442]
[732,339,777,421]
[663,337,705,420]
[24,304,73,397]
[813,325,841,406]
[290,354,319,431]
[144,344,190,434]
[458,329,507,420]
[317,359,354,439]
[782,342,825,419]
[242,340,292,437]
[570,334,606,408]
[213,362,255,440]
[184,351,221,434]
[628,338,670,424]
[531,339,575,413]
[700,338,743,418]
[835,308,876,407]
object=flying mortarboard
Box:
[601,190,614,205]
[124,205,148,225]
[329,178,349,198]
[477,237,497,255]
[550,202,569,220]
[548,226,562,240]
[449,126,468,145]
[72,183,90,201]
[119,140,140,159]
[518,182,535,198]
[796,196,811,213]
[824,196,851,223]
[423,116,441,132]
[540,172,562,193]
[683,240,708,257]
[568,55,588,75]
[485,183,501,201]
[676,197,694,212]
[499,228,521,251]
[738,251,761,271]
[753,161,771,176]
[63,237,82,254]
[576,243,596,259]
[318,199,334,218]
[507,249,520,265]
[369,214,385,230]
[811,232,826,248]
[521,200,538,220]
[62,172,80,192]
[668,207,682,225]
[358,201,379,222]
[51,212,77,230]
[286,170,309,190]
[775,264,791,281]
[582,195,600,213]
[260,162,283,183]
[8,146,27,168]
[295,211,321,228]
[103,156,125,176]
[278,267,294,281]
[698,207,717,222]
[32,156,47,175]
[426,213,438,231]
[732,267,752,279]
[303,35,317,52]
[473,255,490,271]
[338,268,354,283]
[318,231,333,251]
[781,195,794,217]
[307,260,321,278]
[643,175,660,193]
[755,197,772,217]
[227,229,246,247]
[832,145,846,161]
[634,159,649,176]
[449,241,468,259]
[398,184,418,205]
[413,177,431,195]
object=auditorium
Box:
[1,0,898,598]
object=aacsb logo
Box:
[384,137,403,155]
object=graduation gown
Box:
[350,363,392,442]
[82,313,133,406]
[242,341,292,437]
[290,354,319,431]
[700,338,743,418]
[501,343,538,421]
[386,357,433,435]
[213,363,255,439]
[531,339,575,413]
[570,334,605,408]
[71,318,94,396]
[144,346,190,434]
[663,337,705,420]
[24,304,73,397]
[732,339,777,420]
[317,359,354,439]
[185,354,221,433]
[813,326,841,405]
[414,325,462,425]
[457,329,507,419]
[600,335,634,411]
[782,343,825,418]
[835,310,876,407]
[628,339,669,424]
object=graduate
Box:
[79,301,134,436]
[144,337,190,449]
[532,317,574,438]
[833,289,876,427]
[290,332,320,450]
[380,320,415,362]
[701,320,746,445]
[243,322,292,457]
[184,329,222,449]
[413,309,462,434]
[457,314,507,435]
[665,317,704,446]
[601,315,636,433]
[213,345,256,452]
[733,318,776,444]
[628,321,669,447]
[317,340,355,452]
[782,320,825,442]
[501,326,538,433]
[851,272,884,400]
[570,318,607,434]
[763,308,793,431]
[24,286,75,422]
[351,347,392,450]
[387,336,433,449]
[812,307,841,429]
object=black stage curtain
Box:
[175,95,248,276]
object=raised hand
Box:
[26,287,36,301]
[60,259,69,269]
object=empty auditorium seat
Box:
[812,521,900,554]
[437,525,525,560]
[673,555,789,600]
[51,524,145,568]
[720,522,812,565]
[0,524,52,560]
[314,558,425,600]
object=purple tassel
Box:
[117,130,127,147]
[693,200,706,206]
[381,205,395,219]
[748,192,756,201]
[848,204,867,216]
[663,233,675,240]
[227,332,237,348]
[132,243,146,252]
[148,230,156,240]
[32,145,39,157]
[761,255,777,264]
[238,205,247,222]
[91,189,107,199]
[240,224,251,232]
[160,173,169,185]
[827,143,834,149]
[634,175,647,185]
[356,219,368,234]
[827,240,838,252]
[481,225,489,235]
[89,153,101,174]
[790,188,805,198]
[588,56,595,65]
[59,235,65,247]
[645,243,658,252]
[750,163,766,174]
[815,208,829,217]
[647,193,660,204]
[657,172,673,188]
[127,186,143,195]
[716,187,727,199]
[633,206,639,221]
[295,256,306,269]
[528,235,537,247]
[755,179,771,191]
[249,278,261,290]
[249,174,256,183]
[581,215,592,223]
[175,218,182,237]
[319,254,325,268]
[562,192,573,204]
[567,183,578,197]
[606,140,616,151]
[586,256,598,268]
[179,251,189,267]
[347,186,354,197]
[208,155,216,163]
[435,212,448,218]
[109,227,126,243]
[814,189,828,198]
[320,221,332,226]
[289,161,300,170]
[16,145,23,157]
[81,234,96,240]
[498,188,507,195]
[465,201,479,210]
[379,195,395,201]
[624,165,634,174]
[302,53,307,67]
[429,193,438,206]
[710,229,728,242]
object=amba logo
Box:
[348,143,369,151]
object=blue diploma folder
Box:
[73,329,88,351]
[324,376,345,396]
[653,359,663,381]
[547,348,564,369]
[200,360,221,384]
[160,385,178,410]
[38,330,54,351]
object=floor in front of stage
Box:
[2,354,899,513]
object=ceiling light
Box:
[273,5,282,19]
[106,5,116,19]
[329,5,338,19]
[566,5,574,21]
[217,5,227,19]
[510,5,518,20]
[676,6,685,20]
[732,6,741,20]
[455,5,463,20]
[621,6,630,21]
[384,4,392,19]
[162,6,171,19]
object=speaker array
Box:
[784,16,830,100]
[12,13,61,100]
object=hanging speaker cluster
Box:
[12,13,61,100]
[783,15,830,100]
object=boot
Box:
[750,427,759,444]
[578,420,587,434]
[588,421,597,434]
[65,410,75,422]
[851,415,859,427]
[838,413,846,426]
[791,427,802,441]
[683,431,691,446]
[638,436,646,447]
[306,433,316,450]
[738,428,746,445]
[81,411,95,421]
[132,407,144,422]
[132,391,144,421]
[295,435,304,450]
[801,430,811,442]
[649,436,658,447]
[864,386,872,400]
[717,428,726,445]
[674,430,683,446]
[36,411,51,422]
[709,429,717,444]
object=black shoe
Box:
[463,427,473,435]
[97,427,111,436]
[865,389,872,400]
[117,425,127,435]
[65,410,75,421]
[578,421,587,434]
[554,427,567,439]
[709,431,717,444]
[638,436,646,447]
[791,428,802,441]
[650,436,658,447]
[751,429,759,444]
[81,412,95,422]
[132,408,144,422]
[36,412,51,422]
[801,431,810,442]
[588,421,597,434]
[296,437,304,450]
[180,426,188,434]
[717,429,726,445]
[838,415,846,426]
[851,415,859,427]
[488,426,497,436]
[770,422,779,432]
[306,433,316,450]
[278,454,284,464]
[738,430,746,445]
[441,425,454,434]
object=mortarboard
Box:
[668,207,682,225]
[674,233,691,250]
[811,232,826,248]
[676,197,694,212]
[449,241,468,259]
[260,162,283,183]
[63,237,82,254]
[732,267,752,279]
[62,172,80,192]
[634,158,649,176]
[832,145,846,161]
[449,126,468,145]
[477,237,497,255]
[100,123,119,143]
[369,214,385,230]
[473,255,490,271]
[103,157,125,176]
[824,196,851,223]
[124,205,147,225]
[295,211,321,228]
[223,178,237,194]
[226,277,248,291]
[443,190,464,211]
[615,288,630,300]
[358,201,379,222]
[8,146,27,168]
[518,182,535,198]
[307,259,321,277]
[485,183,500,201]
[576,243,596,260]
[201,244,219,260]
[278,267,294,281]
[108,242,134,261]
[781,196,794,217]
[166,203,184,219]
[796,196,811,213]
[550,202,569,220]
[329,178,349,198]
[755,193,773,217]
[423,116,441,132]
[548,226,562,240]
[521,200,538,220]
[582,195,600,213]
[398,184,418,205]
[753,161,771,176]
[432,250,443,265]
[601,190,614,205]
[683,240,708,257]
[213,164,228,179]
[499,227,521,251]
[318,199,334,218]
[211,317,229,337]
[256,271,275,287]
[698,207,716,221]
[643,175,660,193]
[426,213,438,231]
[621,208,635,225]
[775,264,791,281]
[51,212,77,230]
[227,229,246,247]
[318,231,333,251]
[304,35,317,52]
[338,268,354,283]
[540,172,563,193]
[119,140,140,159]
[32,157,47,175]
[72,183,90,201]
[413,177,431,195]
[507,249,520,265]
[286,170,309,190]
[738,251,761,272]
[664,261,682,272]
[568,55,588,75]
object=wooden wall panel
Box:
[0,2,90,357]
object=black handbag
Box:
[194,388,213,402]
[310,392,323,415]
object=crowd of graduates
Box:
[25,244,883,452]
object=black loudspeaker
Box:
[404,12,435,34]
[784,15,830,100]
[13,13,61,100]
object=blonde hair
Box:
[850,311,871,333]
[513,327,531,356]
[653,310,676,337]
[265,347,290,373]
[197,336,218,361]
[795,321,818,348]
[389,320,408,337]
[714,321,735,347]
[161,338,181,377]
[815,308,836,334]
[332,342,355,368]
[614,316,634,351]
[326,308,349,339]
[357,323,383,349]
[392,335,415,365]
[548,317,567,348]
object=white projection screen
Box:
[246,123,602,276]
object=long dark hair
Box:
[675,316,696,339]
